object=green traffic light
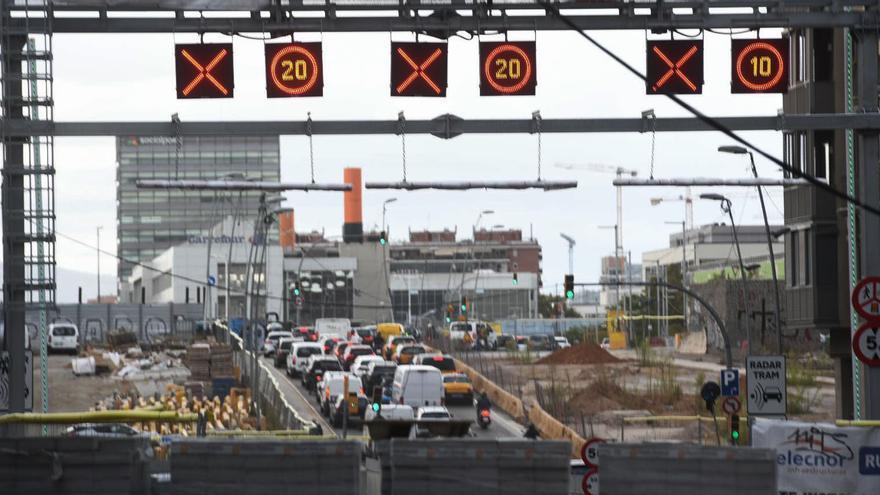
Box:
[372,403,380,412]
[460,305,466,312]
[379,238,386,245]
[566,290,574,299]
[293,288,301,296]
[512,278,518,285]
[445,317,451,323]
[731,430,740,440]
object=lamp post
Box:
[381,197,397,233]
[96,226,102,302]
[719,145,783,354]
[701,193,752,355]
[665,220,689,334]
[560,233,576,275]
[599,225,622,332]
[468,210,494,319]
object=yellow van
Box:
[376,322,404,342]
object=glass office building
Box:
[116,135,280,299]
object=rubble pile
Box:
[186,343,212,381]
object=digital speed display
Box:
[646,40,703,95]
[390,42,447,97]
[175,43,234,99]
[479,41,537,96]
[265,42,323,97]
[731,39,788,93]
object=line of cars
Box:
[265,318,476,431]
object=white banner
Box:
[753,417,880,495]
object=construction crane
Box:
[650,188,695,235]
[555,163,638,256]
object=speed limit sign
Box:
[853,322,880,367]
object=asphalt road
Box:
[261,356,524,439]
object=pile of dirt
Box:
[536,343,620,365]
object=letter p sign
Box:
[721,368,740,397]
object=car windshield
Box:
[279,340,294,350]
[356,329,374,337]
[421,412,449,419]
[350,348,373,357]
[297,347,321,357]
[444,375,470,383]
[52,326,76,336]
[424,357,455,371]
[402,346,424,355]
[316,361,343,372]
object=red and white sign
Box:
[852,276,880,320]
[582,468,600,495]
[853,322,880,367]
[722,396,741,415]
[581,438,605,467]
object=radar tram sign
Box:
[746,355,786,416]
[851,276,880,367]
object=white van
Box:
[48,323,79,353]
[391,365,444,408]
[314,318,351,339]
[287,342,324,377]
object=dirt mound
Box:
[536,343,620,365]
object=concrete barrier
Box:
[388,439,570,495]
[453,359,526,422]
[0,437,151,495]
[599,442,777,494]
[170,438,360,494]
[526,401,586,459]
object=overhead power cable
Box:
[538,0,880,217]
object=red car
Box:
[342,345,375,371]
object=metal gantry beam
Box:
[614,178,810,187]
[365,180,577,190]
[135,179,352,192]
[6,1,880,34]
[5,113,880,138]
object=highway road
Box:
[261,356,524,439]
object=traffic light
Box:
[512,272,518,285]
[292,282,302,297]
[460,296,468,313]
[730,414,741,444]
[379,231,387,245]
[371,386,383,417]
[446,304,453,323]
[564,274,575,300]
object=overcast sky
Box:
[46,27,784,299]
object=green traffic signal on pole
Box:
[512,272,518,285]
[379,231,387,245]
[566,289,574,299]
[564,274,575,300]
[730,414,741,444]
[372,402,380,413]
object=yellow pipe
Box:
[835,420,880,427]
[0,410,198,425]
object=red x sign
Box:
[175,43,234,99]
[391,42,447,97]
[646,40,703,94]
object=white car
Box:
[287,342,323,377]
[317,372,363,417]
[553,336,571,349]
[48,323,79,353]
[351,355,386,378]
[365,403,414,422]
[413,406,452,438]
[263,330,294,356]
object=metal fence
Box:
[215,323,316,433]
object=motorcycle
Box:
[477,407,491,430]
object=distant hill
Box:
[0,263,116,303]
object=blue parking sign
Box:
[721,368,739,397]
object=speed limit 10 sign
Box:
[853,322,880,367]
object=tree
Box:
[539,294,581,318]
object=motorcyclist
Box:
[475,392,491,413]
[524,423,540,440]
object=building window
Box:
[783,133,794,178]
[803,229,811,286]
[814,131,833,182]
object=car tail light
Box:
[480,409,490,418]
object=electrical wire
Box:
[538,0,880,217]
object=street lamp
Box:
[700,193,753,355]
[665,220,688,333]
[598,225,622,332]
[560,233,576,275]
[381,197,397,233]
[718,144,783,354]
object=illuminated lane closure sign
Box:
[175,43,234,99]
[265,42,323,97]
[479,41,537,96]
[391,42,447,97]
[646,40,704,95]
[731,38,789,93]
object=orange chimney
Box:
[278,209,295,254]
[343,167,363,243]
